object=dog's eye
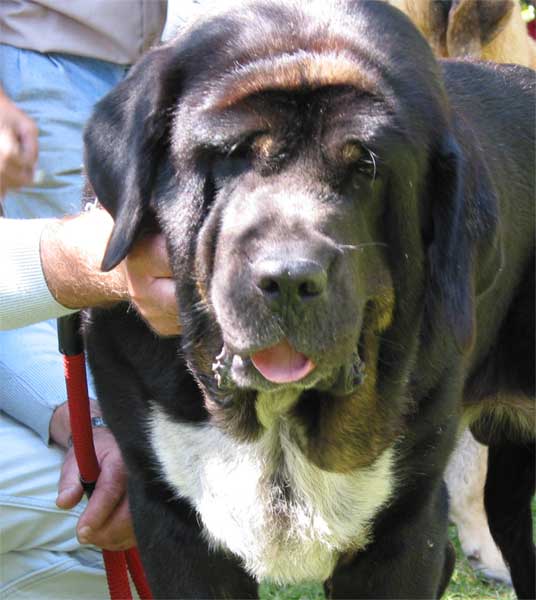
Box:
[227,139,253,161]
[225,131,273,162]
[344,144,378,184]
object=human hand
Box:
[0,91,38,197]
[122,231,180,336]
[56,424,136,551]
[41,208,180,335]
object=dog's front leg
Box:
[127,478,258,599]
[328,480,455,599]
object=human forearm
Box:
[0,206,180,332]
[40,207,180,334]
[40,208,128,309]
[0,210,127,330]
[0,318,75,442]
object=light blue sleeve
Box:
[0,320,98,444]
[0,320,69,443]
[0,219,76,331]
[0,46,122,444]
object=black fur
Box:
[83,1,535,598]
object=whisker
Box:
[369,149,378,182]
[337,242,389,253]
[360,145,379,182]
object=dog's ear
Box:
[390,0,450,56]
[84,45,181,271]
[446,0,513,57]
[425,132,499,353]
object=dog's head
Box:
[85,0,498,461]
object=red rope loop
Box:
[63,353,152,600]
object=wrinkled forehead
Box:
[171,20,384,147]
[175,0,385,109]
[169,0,444,155]
[208,50,378,112]
[172,56,382,161]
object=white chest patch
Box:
[149,403,395,584]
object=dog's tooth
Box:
[215,346,227,362]
[212,349,236,390]
[352,355,366,386]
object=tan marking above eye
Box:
[252,134,275,159]
[211,51,378,111]
[341,142,364,164]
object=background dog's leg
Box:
[128,479,258,599]
[444,429,511,583]
[485,440,535,600]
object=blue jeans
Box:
[0,45,128,219]
[0,45,127,438]
[0,45,127,598]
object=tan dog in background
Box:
[389,0,535,585]
[390,0,536,66]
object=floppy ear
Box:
[425,133,499,352]
[446,0,513,57]
[84,45,181,271]
[393,0,450,56]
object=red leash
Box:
[58,314,153,600]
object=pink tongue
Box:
[251,340,315,383]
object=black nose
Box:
[253,257,328,308]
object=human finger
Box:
[131,276,179,336]
[80,496,136,551]
[0,128,35,189]
[17,116,39,165]
[127,232,173,278]
[123,232,180,335]
[56,448,85,509]
[76,431,127,535]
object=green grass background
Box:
[258,501,536,600]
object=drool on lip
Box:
[250,339,316,383]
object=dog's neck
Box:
[256,389,301,429]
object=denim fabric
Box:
[0,45,126,439]
[0,46,127,598]
[0,44,128,219]
[0,413,109,599]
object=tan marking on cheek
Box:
[194,252,211,309]
[211,52,375,110]
[194,341,213,371]
[373,287,395,333]
[303,303,401,473]
[195,278,209,306]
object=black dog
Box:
[83,1,535,598]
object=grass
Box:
[258,536,516,600]
[258,529,515,600]
[258,503,536,600]
[260,582,325,600]
[443,525,515,600]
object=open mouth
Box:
[211,339,364,393]
[250,339,316,384]
[211,339,317,390]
